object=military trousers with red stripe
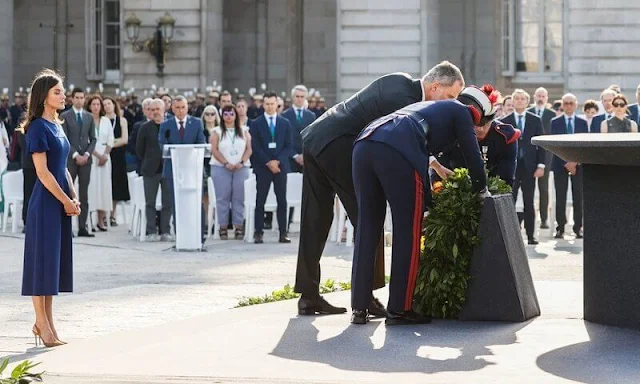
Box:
[351,140,424,312]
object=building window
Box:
[86,0,121,82]
[502,0,563,77]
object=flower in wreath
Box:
[432,181,444,194]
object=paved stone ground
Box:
[1,222,582,355]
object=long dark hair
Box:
[86,94,105,117]
[220,104,243,139]
[19,69,64,133]
[102,95,122,120]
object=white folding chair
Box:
[207,176,218,239]
[335,199,354,247]
[286,173,303,225]
[244,175,257,242]
[1,170,23,233]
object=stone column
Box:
[0,1,13,92]
[205,0,223,89]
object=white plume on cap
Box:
[460,87,497,116]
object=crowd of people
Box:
[0,81,328,245]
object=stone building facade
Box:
[0,0,638,104]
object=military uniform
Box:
[351,100,487,319]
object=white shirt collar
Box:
[564,113,575,120]
[514,111,527,119]
[72,107,83,115]
[264,112,277,120]
[175,116,187,126]
[420,74,427,101]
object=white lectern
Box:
[162,144,211,251]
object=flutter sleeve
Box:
[26,120,50,154]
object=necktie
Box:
[296,109,303,124]
[537,109,542,116]
[269,116,276,140]
[179,120,185,140]
[517,115,524,134]
[517,115,525,159]
[76,112,82,127]
[567,117,573,134]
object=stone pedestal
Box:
[533,133,640,329]
[458,194,540,321]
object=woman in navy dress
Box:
[21,69,81,348]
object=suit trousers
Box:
[294,135,386,298]
[68,161,91,231]
[553,167,583,233]
[351,141,423,312]
[22,167,37,225]
[512,160,536,239]
[143,174,172,235]
[254,169,287,235]
[537,156,551,223]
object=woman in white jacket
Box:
[86,95,114,232]
[0,121,9,174]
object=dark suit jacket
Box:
[281,107,316,172]
[249,114,293,174]
[128,119,148,173]
[60,109,97,166]
[628,104,639,125]
[550,115,589,173]
[158,115,206,179]
[302,72,423,157]
[527,106,555,134]
[589,112,612,133]
[136,120,163,177]
[501,111,545,175]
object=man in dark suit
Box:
[501,89,545,245]
[280,85,316,230]
[128,98,153,175]
[282,85,316,173]
[60,88,97,237]
[528,87,555,229]
[550,93,588,239]
[295,61,465,316]
[137,99,172,241]
[158,95,207,243]
[589,88,615,133]
[628,85,640,125]
[249,91,293,244]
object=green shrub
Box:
[0,358,44,383]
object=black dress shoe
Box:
[96,225,108,232]
[368,297,388,318]
[574,230,583,239]
[554,231,564,239]
[298,296,347,315]
[386,310,432,326]
[279,234,291,243]
[540,221,549,229]
[528,239,539,245]
[78,230,95,238]
[351,310,369,325]
[254,233,264,244]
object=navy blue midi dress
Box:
[22,118,73,296]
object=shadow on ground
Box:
[537,322,640,384]
[271,316,531,374]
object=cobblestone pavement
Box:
[0,224,583,358]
